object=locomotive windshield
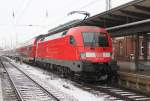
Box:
[82,32,109,47]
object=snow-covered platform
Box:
[0,78,3,101]
[0,60,3,101]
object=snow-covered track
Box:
[74,81,150,101]
[4,56,150,101]
[0,57,59,101]
[0,60,19,101]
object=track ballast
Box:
[0,57,59,101]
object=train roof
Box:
[17,38,36,48]
[48,19,81,34]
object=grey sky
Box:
[0,0,133,49]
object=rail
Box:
[0,57,59,101]
[0,58,23,101]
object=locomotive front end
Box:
[72,26,118,81]
[80,32,112,63]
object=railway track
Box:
[0,61,18,101]
[83,84,150,101]
[4,56,150,101]
[0,57,59,101]
[72,79,150,101]
[18,62,150,101]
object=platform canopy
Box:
[48,0,150,37]
[82,0,150,27]
[80,0,150,37]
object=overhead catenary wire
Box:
[47,0,101,28]
[78,0,102,10]
[5,0,32,49]
[9,0,100,28]
[6,0,109,48]
[13,0,32,24]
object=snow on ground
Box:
[9,59,106,101]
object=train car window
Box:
[62,31,67,36]
[29,47,32,51]
[70,36,75,45]
[40,37,45,41]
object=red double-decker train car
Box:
[16,38,37,62]
[17,26,118,81]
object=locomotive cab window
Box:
[82,32,109,47]
[70,36,75,45]
[98,33,109,47]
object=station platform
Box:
[118,61,136,71]
[117,61,150,95]
[118,61,150,72]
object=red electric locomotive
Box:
[35,26,118,81]
[16,26,118,81]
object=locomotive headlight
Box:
[103,52,111,57]
[80,52,96,58]
[85,52,96,57]
[80,53,86,58]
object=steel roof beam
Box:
[107,14,139,22]
[91,19,113,27]
[108,22,150,37]
[84,19,107,26]
[90,19,103,24]
[100,16,125,23]
[82,22,103,27]
[82,19,119,27]
[134,5,150,12]
[120,10,150,19]
[107,14,126,21]
[107,19,150,37]
[107,18,150,31]
[82,20,99,25]
[98,17,124,24]
[83,20,101,25]
[95,18,122,27]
